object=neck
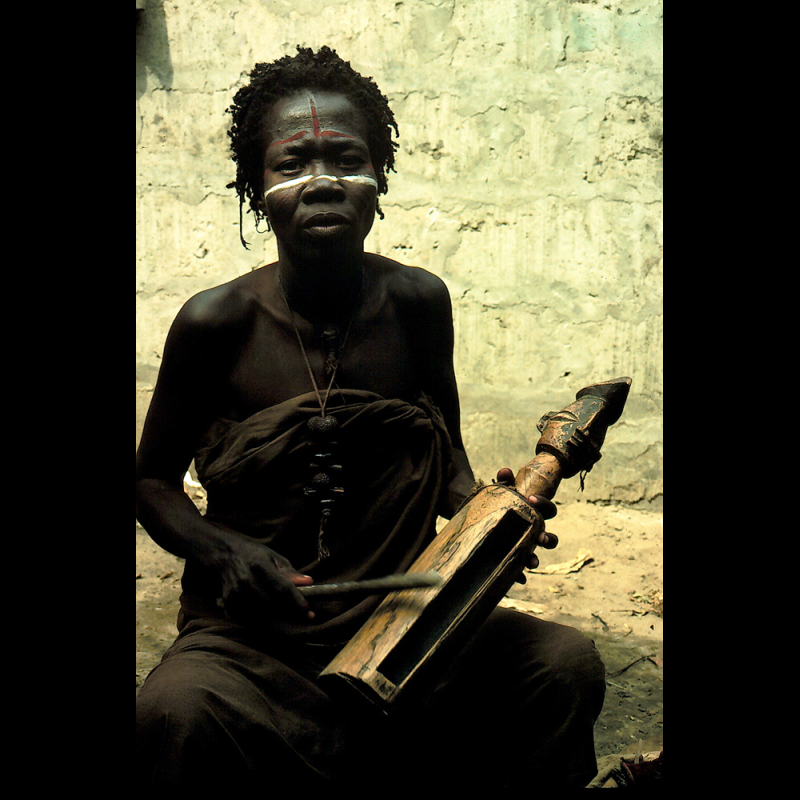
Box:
[276,252,364,326]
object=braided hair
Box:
[226,46,399,249]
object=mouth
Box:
[301,212,351,236]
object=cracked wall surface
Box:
[136,0,663,503]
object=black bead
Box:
[307,415,339,436]
[311,472,331,487]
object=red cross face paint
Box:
[261,91,379,256]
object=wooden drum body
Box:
[319,377,632,713]
[320,485,542,710]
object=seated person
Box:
[135,45,606,791]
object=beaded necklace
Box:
[277,268,363,559]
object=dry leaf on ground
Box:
[499,597,547,615]
[529,548,595,575]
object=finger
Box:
[270,573,315,620]
[528,495,557,520]
[287,583,315,619]
[286,575,316,620]
[272,561,316,618]
[540,532,558,550]
[496,467,515,485]
[288,588,315,620]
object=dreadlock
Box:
[226,46,399,249]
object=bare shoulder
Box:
[170,269,267,342]
[366,253,451,311]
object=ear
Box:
[256,194,271,226]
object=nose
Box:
[301,173,347,205]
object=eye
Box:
[277,159,304,175]
[337,154,366,170]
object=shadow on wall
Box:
[136,0,174,144]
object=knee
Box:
[136,676,235,790]
[137,670,221,754]
[535,626,606,716]
[485,613,604,711]
[551,625,605,679]
[493,610,605,681]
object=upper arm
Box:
[136,288,241,486]
[406,270,465,450]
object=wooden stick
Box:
[298,571,443,598]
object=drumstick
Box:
[298,571,443,598]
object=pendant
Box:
[307,414,339,435]
[303,414,344,559]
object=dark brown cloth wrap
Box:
[139,390,606,790]
[179,389,453,644]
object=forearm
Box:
[135,477,235,567]
[136,477,315,625]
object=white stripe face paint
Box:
[264,174,378,200]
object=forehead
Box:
[262,90,370,146]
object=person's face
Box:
[260,90,378,261]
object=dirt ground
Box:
[136,495,663,770]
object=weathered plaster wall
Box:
[136,0,663,504]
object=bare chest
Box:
[222,303,420,420]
